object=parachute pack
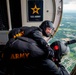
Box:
[1,37,46,62]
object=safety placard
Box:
[27,0,43,21]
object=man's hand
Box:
[46,45,54,58]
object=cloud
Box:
[63,0,76,4]
[63,0,76,12]
[63,1,70,4]
[63,3,76,12]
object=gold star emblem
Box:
[31,4,40,14]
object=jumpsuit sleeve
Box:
[41,59,70,75]
[30,30,54,58]
[58,64,70,75]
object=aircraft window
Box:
[49,13,76,74]
[0,0,9,30]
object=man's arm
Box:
[30,30,54,57]
[32,30,47,47]
[41,59,70,75]
[58,64,70,75]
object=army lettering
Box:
[10,53,30,59]
[2,52,30,59]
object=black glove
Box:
[46,45,54,58]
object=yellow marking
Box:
[13,31,24,39]
[15,54,20,59]
[10,53,30,59]
[10,54,15,59]
[31,4,40,14]
[24,53,30,58]
[20,53,25,58]
[13,35,16,38]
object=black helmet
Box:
[50,40,70,62]
[39,20,54,37]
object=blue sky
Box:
[63,0,76,12]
